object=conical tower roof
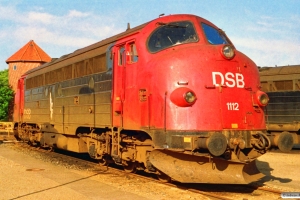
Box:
[6,40,51,64]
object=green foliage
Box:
[0,69,14,121]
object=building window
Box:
[13,65,17,70]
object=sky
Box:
[0,0,299,71]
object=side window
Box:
[129,42,138,63]
[118,46,125,66]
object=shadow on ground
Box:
[255,160,292,184]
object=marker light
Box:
[256,91,269,106]
[221,45,235,60]
[170,87,197,107]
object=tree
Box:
[0,69,14,121]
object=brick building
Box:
[6,40,51,92]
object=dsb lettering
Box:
[212,72,245,88]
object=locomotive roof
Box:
[259,65,300,76]
[23,22,148,76]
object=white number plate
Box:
[227,102,239,110]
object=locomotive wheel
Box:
[157,171,171,183]
[123,162,137,173]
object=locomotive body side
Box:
[260,65,300,152]
[18,43,114,152]
[15,14,270,184]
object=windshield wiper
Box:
[156,22,186,28]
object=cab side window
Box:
[129,42,138,63]
[118,46,125,65]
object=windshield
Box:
[147,21,198,53]
[201,23,230,45]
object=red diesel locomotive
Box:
[13,14,271,184]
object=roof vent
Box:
[127,23,130,31]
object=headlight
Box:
[256,91,269,106]
[221,45,235,59]
[184,91,196,103]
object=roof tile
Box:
[6,40,51,63]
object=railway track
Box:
[1,141,286,200]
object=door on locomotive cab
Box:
[112,41,139,129]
